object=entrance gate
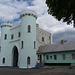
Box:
[12,46,18,67]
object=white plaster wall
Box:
[36,25,52,51]
[0,11,52,68]
[20,14,37,68]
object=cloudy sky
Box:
[0,0,75,43]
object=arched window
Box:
[49,36,51,40]
[0,46,1,52]
[34,41,36,49]
[42,37,44,42]
[3,58,5,64]
[21,41,24,49]
[18,32,21,37]
[11,34,14,39]
[27,57,30,65]
[28,25,31,33]
[4,34,7,40]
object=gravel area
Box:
[0,66,75,75]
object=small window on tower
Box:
[21,41,24,49]
[18,32,21,37]
[3,58,5,64]
[0,46,1,52]
[11,34,14,39]
[4,34,7,40]
[34,41,36,49]
[27,57,30,65]
[28,25,31,33]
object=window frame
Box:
[50,56,52,59]
[27,57,30,65]
[18,32,21,37]
[46,55,49,60]
[34,41,36,49]
[4,34,7,40]
[72,54,75,59]
[0,46,1,52]
[3,58,5,64]
[42,37,44,42]
[49,36,51,40]
[54,55,57,60]
[11,34,14,39]
[62,54,65,60]
[21,41,24,49]
[28,25,31,33]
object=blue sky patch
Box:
[17,0,34,6]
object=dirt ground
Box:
[0,66,75,75]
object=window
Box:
[54,55,57,60]
[27,57,30,65]
[18,32,21,37]
[21,41,24,49]
[11,34,14,39]
[50,56,52,59]
[34,41,36,49]
[3,58,5,64]
[4,34,7,40]
[49,36,51,40]
[28,14,30,16]
[28,25,31,32]
[0,46,1,52]
[72,54,75,59]
[38,55,40,60]
[62,54,65,60]
[46,55,49,60]
[42,37,44,42]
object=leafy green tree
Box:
[46,0,75,27]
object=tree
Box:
[46,0,75,27]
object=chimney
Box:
[61,40,63,44]
[36,24,39,27]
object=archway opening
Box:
[12,46,18,67]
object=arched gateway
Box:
[12,46,18,67]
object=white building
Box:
[0,10,52,68]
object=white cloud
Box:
[36,9,74,43]
[37,13,71,33]
[0,1,27,22]
[27,0,47,16]
[0,0,75,43]
[0,0,11,2]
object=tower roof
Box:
[1,23,13,28]
[20,10,37,19]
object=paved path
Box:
[0,67,75,75]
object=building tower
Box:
[0,23,12,66]
[19,10,37,68]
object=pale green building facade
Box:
[38,41,75,66]
[0,10,52,68]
